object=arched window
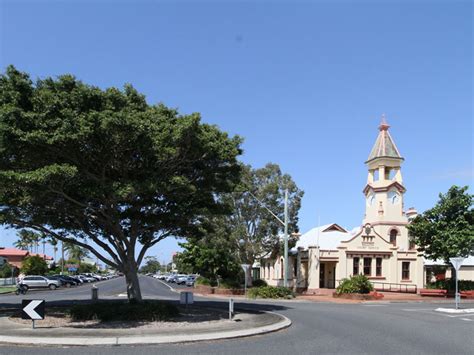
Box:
[267,263,270,279]
[390,229,398,246]
[280,259,284,279]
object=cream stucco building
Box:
[260,118,427,293]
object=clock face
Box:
[367,193,375,206]
[388,190,400,204]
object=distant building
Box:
[0,248,29,268]
[0,247,53,268]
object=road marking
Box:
[362,304,387,307]
[461,318,473,321]
[402,308,433,312]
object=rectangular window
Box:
[353,257,360,275]
[376,258,382,276]
[402,262,410,280]
[363,257,372,276]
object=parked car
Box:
[19,275,61,290]
[175,275,188,285]
[77,275,96,283]
[49,275,78,287]
[165,274,177,282]
[185,275,197,287]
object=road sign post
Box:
[449,257,466,310]
[22,299,45,329]
[241,264,251,296]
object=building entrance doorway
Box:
[319,263,325,288]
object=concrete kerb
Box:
[0,311,291,346]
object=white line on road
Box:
[401,309,434,312]
[362,304,387,307]
[461,318,473,321]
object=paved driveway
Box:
[0,276,473,354]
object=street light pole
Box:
[247,188,290,288]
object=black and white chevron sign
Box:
[21,300,45,320]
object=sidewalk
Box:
[0,307,290,346]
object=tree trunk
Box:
[123,260,142,303]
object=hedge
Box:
[247,286,294,299]
[426,279,474,292]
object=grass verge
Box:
[0,286,15,294]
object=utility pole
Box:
[284,189,289,288]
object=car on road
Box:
[19,275,62,290]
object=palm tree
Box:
[49,237,58,262]
[64,242,90,264]
[15,230,41,252]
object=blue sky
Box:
[0,0,472,264]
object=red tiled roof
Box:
[0,248,29,256]
[30,253,53,260]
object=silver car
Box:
[19,275,61,290]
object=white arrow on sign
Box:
[23,300,44,320]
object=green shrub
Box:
[195,276,218,287]
[20,255,48,275]
[426,279,474,291]
[0,263,19,278]
[219,278,241,289]
[252,279,268,287]
[69,301,179,322]
[195,276,211,286]
[247,286,294,299]
[336,274,374,295]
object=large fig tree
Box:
[0,66,242,302]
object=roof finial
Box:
[379,113,390,131]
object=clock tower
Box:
[363,116,410,249]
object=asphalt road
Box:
[1,276,473,354]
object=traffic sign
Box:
[22,300,45,320]
[449,257,466,271]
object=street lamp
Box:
[247,189,290,288]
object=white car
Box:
[175,275,188,285]
[19,275,61,290]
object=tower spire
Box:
[379,113,390,131]
[366,114,403,163]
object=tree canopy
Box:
[139,256,162,274]
[0,66,242,301]
[21,255,48,275]
[177,163,303,284]
[408,186,474,264]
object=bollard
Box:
[229,298,234,320]
[91,285,98,301]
